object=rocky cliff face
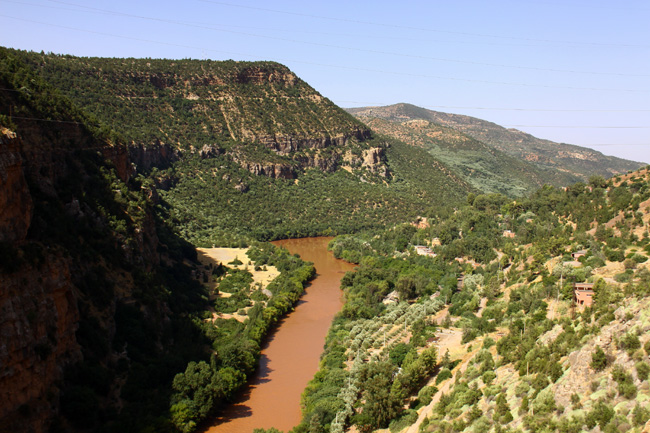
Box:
[0,129,32,242]
[232,144,389,179]
[257,128,372,155]
[235,160,296,179]
[234,64,298,86]
[0,114,163,432]
[129,141,181,173]
[0,255,81,433]
[227,127,383,179]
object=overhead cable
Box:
[5,0,648,78]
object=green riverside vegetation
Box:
[283,169,650,433]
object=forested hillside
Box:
[161,134,471,245]
[348,103,643,196]
[285,168,650,433]
[3,48,472,244]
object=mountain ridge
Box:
[1,48,473,245]
[347,103,643,196]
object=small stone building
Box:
[571,250,587,259]
[573,282,594,308]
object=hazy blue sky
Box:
[2,0,648,163]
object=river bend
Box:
[207,237,354,433]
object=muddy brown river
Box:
[206,237,355,433]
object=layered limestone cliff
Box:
[257,128,372,155]
[235,160,296,179]
[12,52,383,180]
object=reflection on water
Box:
[207,237,355,433]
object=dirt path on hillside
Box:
[434,328,463,362]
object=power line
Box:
[6,14,645,93]
[35,0,555,49]
[338,100,650,113]
[4,115,647,148]
[586,143,649,147]
[6,115,91,125]
[6,0,649,78]
[19,0,531,46]
[501,0,650,13]
[198,0,650,49]
[5,87,647,114]
[3,110,649,131]
[0,14,219,54]
[291,58,646,93]
[502,125,650,129]
[19,0,547,48]
[5,80,650,130]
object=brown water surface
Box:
[206,237,355,433]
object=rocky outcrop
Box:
[258,128,372,155]
[342,146,389,177]
[231,141,389,179]
[235,65,298,86]
[229,127,383,179]
[198,144,222,159]
[361,147,388,176]
[130,209,161,269]
[295,152,342,173]
[0,129,32,242]
[236,160,295,179]
[129,141,180,172]
[100,143,132,183]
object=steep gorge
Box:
[0,58,205,432]
[0,48,472,432]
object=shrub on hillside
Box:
[436,368,453,385]
[618,332,641,355]
[605,249,625,262]
[611,364,637,399]
[633,403,650,427]
[590,346,608,371]
[636,361,650,381]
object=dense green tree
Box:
[354,361,403,432]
